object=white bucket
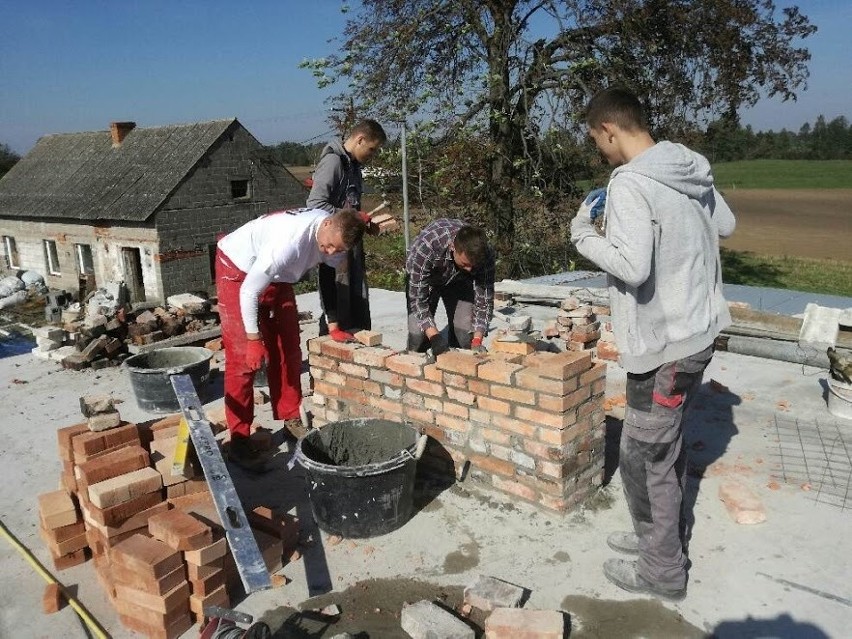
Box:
[827,379,852,420]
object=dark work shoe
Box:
[227,435,269,474]
[607,531,640,555]
[603,558,686,602]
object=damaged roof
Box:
[0,119,238,222]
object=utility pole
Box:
[400,122,410,250]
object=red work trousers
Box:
[215,249,302,437]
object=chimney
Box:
[110,121,136,147]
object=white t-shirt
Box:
[217,208,344,334]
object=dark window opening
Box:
[230,179,250,199]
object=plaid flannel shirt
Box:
[405,218,495,334]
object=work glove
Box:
[583,187,607,221]
[329,328,356,343]
[470,336,487,354]
[429,333,450,357]
[358,211,380,236]
[245,339,267,372]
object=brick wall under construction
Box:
[307,335,608,513]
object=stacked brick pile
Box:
[30,294,220,370]
[539,299,619,363]
[39,397,300,638]
[308,333,607,512]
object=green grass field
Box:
[711,159,852,190]
[720,249,852,298]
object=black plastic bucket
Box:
[294,419,421,538]
[124,346,212,413]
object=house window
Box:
[75,243,94,275]
[44,239,61,275]
[3,236,20,269]
[230,179,250,199]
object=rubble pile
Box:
[38,396,300,638]
[31,289,221,371]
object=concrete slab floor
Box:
[1,289,851,638]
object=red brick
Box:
[42,583,64,614]
[148,509,212,551]
[477,396,511,416]
[38,490,78,529]
[595,341,619,361]
[436,350,486,376]
[386,353,428,377]
[491,415,537,439]
[339,362,369,378]
[423,363,443,382]
[490,384,536,405]
[570,329,600,344]
[443,402,469,419]
[115,598,189,633]
[352,346,396,367]
[524,350,592,380]
[370,369,403,386]
[39,527,88,555]
[469,453,515,478]
[361,379,382,395]
[406,407,435,425]
[719,480,767,524]
[85,491,164,528]
[447,386,476,405]
[468,379,490,395]
[307,336,330,354]
[188,566,225,596]
[88,467,162,509]
[320,340,359,361]
[515,405,576,429]
[538,386,590,413]
[323,370,347,386]
[51,548,88,570]
[313,380,340,397]
[523,440,561,461]
[477,360,524,384]
[469,408,492,424]
[57,423,88,460]
[443,372,468,389]
[354,330,383,346]
[189,584,229,618]
[111,534,183,579]
[492,476,539,503]
[537,460,567,479]
[515,370,578,395]
[112,562,187,596]
[435,414,470,433]
[309,354,338,370]
[537,423,584,446]
[481,428,511,445]
[246,508,300,553]
[114,580,190,614]
[370,396,404,416]
[484,607,564,638]
[407,378,445,397]
[580,361,607,385]
[40,520,86,543]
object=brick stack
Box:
[42,401,302,638]
[307,335,607,512]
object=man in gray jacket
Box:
[571,87,736,601]
[307,119,386,341]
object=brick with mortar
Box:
[469,453,515,478]
[352,346,396,367]
[443,401,469,419]
[522,439,561,461]
[481,427,511,445]
[320,340,359,362]
[490,384,536,405]
[491,415,537,439]
[361,379,382,395]
[423,363,443,383]
[338,362,369,378]
[435,413,470,433]
[406,378,445,397]
[436,350,486,377]
[323,370,347,386]
[309,354,338,370]
[447,386,476,405]
[384,386,402,400]
[492,475,539,503]
[468,378,490,395]
[524,350,592,380]
[312,380,340,397]
[477,396,512,416]
[405,406,435,425]
[402,391,424,407]
[538,386,590,413]
[370,396,404,416]
[443,372,469,389]
[469,408,492,425]
[307,335,331,354]
[580,361,607,385]
[515,370,578,395]
[370,369,403,386]
[386,352,428,377]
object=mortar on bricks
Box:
[124,346,212,413]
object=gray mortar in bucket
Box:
[299,418,418,468]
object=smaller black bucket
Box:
[295,419,422,538]
[124,347,212,413]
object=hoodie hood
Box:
[320,139,352,166]
[612,141,714,200]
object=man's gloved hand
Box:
[358,211,380,236]
[429,333,450,357]
[329,328,355,343]
[470,336,487,354]
[245,339,267,372]
[582,187,607,220]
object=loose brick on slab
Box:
[183,535,227,565]
[189,584,229,618]
[484,607,564,638]
[38,490,78,529]
[86,491,164,528]
[51,548,87,570]
[57,423,89,461]
[111,534,183,579]
[114,580,190,614]
[148,509,213,551]
[42,583,64,614]
[88,467,163,509]
[76,445,150,489]
[112,561,187,596]
[464,575,525,611]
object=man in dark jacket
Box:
[307,119,386,342]
[405,219,495,355]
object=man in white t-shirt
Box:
[216,208,365,472]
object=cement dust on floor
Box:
[561,595,704,639]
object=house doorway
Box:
[121,247,146,302]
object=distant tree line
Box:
[261,141,327,166]
[695,115,852,163]
[0,143,20,178]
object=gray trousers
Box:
[620,345,713,589]
[405,276,474,352]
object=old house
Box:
[0,119,306,302]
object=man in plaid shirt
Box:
[405,218,495,355]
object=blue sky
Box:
[2,1,849,155]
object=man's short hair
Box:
[453,225,489,267]
[348,119,387,144]
[585,87,648,132]
[332,208,367,247]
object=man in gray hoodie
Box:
[308,119,386,341]
[571,87,736,601]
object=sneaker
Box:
[607,531,640,555]
[227,435,269,474]
[603,558,686,602]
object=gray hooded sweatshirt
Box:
[306,139,363,212]
[571,141,736,374]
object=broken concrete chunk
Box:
[79,394,115,417]
[87,410,122,432]
[401,600,475,639]
[507,315,532,332]
[719,480,766,525]
[559,297,580,311]
[463,575,525,612]
[167,293,209,314]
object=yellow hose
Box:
[0,518,111,639]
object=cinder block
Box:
[88,467,163,509]
[464,575,525,611]
[401,600,475,639]
[484,607,564,638]
[148,509,213,551]
[38,490,78,529]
